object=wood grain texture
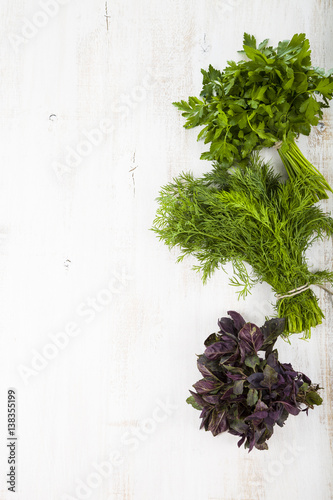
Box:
[0,1,332,499]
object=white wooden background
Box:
[0,1,332,499]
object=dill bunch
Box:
[152,156,333,338]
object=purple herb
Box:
[188,312,322,451]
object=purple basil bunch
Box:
[188,311,322,451]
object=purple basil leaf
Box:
[237,435,246,448]
[255,400,269,412]
[222,348,240,365]
[197,355,224,380]
[266,351,280,371]
[281,362,298,378]
[260,364,279,390]
[223,365,244,375]
[204,333,221,347]
[244,354,260,370]
[302,373,311,385]
[221,333,239,348]
[255,441,269,451]
[199,407,210,429]
[226,372,244,381]
[202,394,220,405]
[279,401,300,416]
[254,427,267,445]
[245,410,268,420]
[247,388,258,406]
[229,418,249,434]
[247,433,256,453]
[219,354,234,365]
[247,372,264,389]
[233,379,245,395]
[220,387,234,401]
[268,407,283,422]
[200,407,208,419]
[256,434,269,448]
[189,390,206,408]
[193,378,218,394]
[204,342,226,360]
[218,317,236,335]
[204,337,237,360]
[208,409,228,436]
[238,323,264,362]
[276,406,289,427]
[261,318,286,354]
[197,355,217,378]
[227,310,246,331]
[265,416,276,428]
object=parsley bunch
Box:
[152,156,333,338]
[174,33,333,201]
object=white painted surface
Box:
[0,1,332,499]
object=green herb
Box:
[174,33,333,201]
[152,155,333,338]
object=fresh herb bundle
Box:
[174,33,333,201]
[152,155,333,338]
[187,311,322,451]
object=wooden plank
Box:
[0,0,332,499]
